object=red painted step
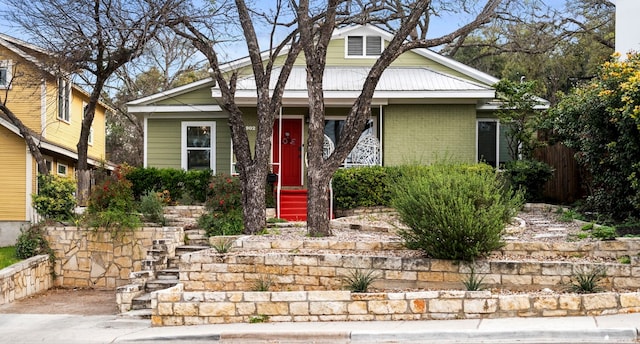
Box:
[278,189,307,221]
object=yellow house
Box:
[0,34,107,245]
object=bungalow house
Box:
[128,24,514,220]
[0,34,108,244]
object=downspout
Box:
[379,105,383,166]
[276,108,282,219]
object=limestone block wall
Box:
[151,284,640,326]
[0,255,51,305]
[45,226,183,289]
[179,250,640,292]
[499,239,640,260]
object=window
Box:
[45,160,52,173]
[347,36,382,57]
[0,60,12,89]
[477,120,512,168]
[57,163,68,176]
[58,78,71,122]
[324,118,378,166]
[181,121,215,171]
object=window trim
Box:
[0,60,13,89]
[57,162,68,176]
[181,121,216,172]
[57,78,71,123]
[345,35,383,58]
[476,118,501,168]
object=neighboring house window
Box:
[58,78,71,122]
[181,121,215,171]
[0,60,12,89]
[45,160,52,173]
[324,118,378,167]
[57,163,68,176]
[477,120,512,168]
[346,36,382,57]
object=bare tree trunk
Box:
[306,168,332,236]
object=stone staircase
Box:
[118,206,210,318]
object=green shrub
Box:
[85,165,141,231]
[127,167,212,204]
[332,166,398,210]
[392,163,523,262]
[503,159,554,202]
[32,175,76,221]
[205,174,242,212]
[184,169,212,203]
[199,209,244,236]
[15,225,51,259]
[462,264,486,291]
[139,191,165,225]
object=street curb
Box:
[350,328,639,343]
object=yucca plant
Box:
[462,265,486,291]
[567,266,606,293]
[253,274,273,292]
[211,238,234,254]
[342,269,379,293]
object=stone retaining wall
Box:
[179,249,640,292]
[0,255,51,305]
[500,239,640,260]
[46,226,183,289]
[151,284,640,326]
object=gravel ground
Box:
[251,203,591,245]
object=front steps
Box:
[119,218,211,318]
[279,189,308,221]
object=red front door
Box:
[273,119,303,187]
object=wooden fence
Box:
[533,143,585,204]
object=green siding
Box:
[147,117,232,173]
[323,38,474,81]
[147,119,181,168]
[156,87,215,106]
[383,104,476,166]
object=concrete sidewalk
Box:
[0,313,638,343]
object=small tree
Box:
[494,79,546,160]
[551,53,640,221]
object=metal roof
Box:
[233,66,492,92]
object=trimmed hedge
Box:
[126,167,212,204]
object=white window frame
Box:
[57,162,68,176]
[324,116,379,167]
[181,121,216,172]
[0,60,12,89]
[57,78,71,123]
[345,35,383,58]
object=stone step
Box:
[156,269,179,280]
[119,309,152,319]
[145,279,178,293]
[131,293,151,310]
[167,257,180,269]
[175,245,210,256]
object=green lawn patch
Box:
[0,246,20,269]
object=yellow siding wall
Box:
[0,47,44,132]
[0,126,27,221]
[43,85,107,162]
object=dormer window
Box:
[347,36,382,57]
